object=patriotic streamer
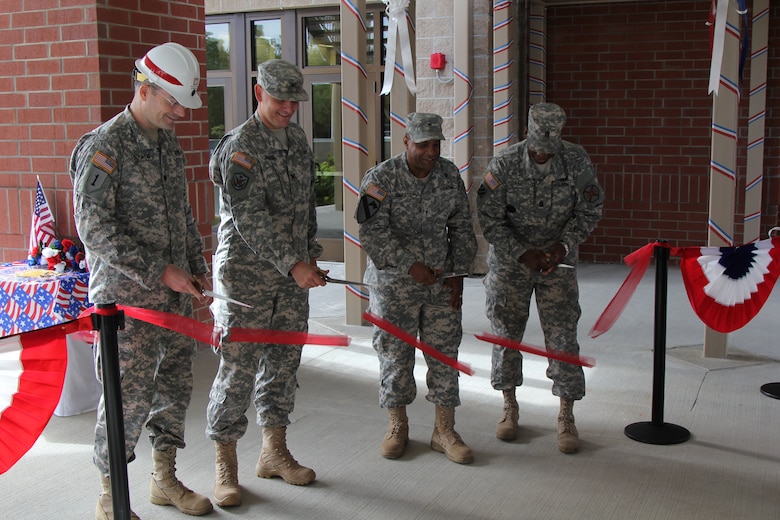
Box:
[363,311,473,375]
[379,0,416,95]
[475,333,595,368]
[341,0,367,32]
[527,5,547,104]
[453,5,473,196]
[492,0,514,152]
[743,2,770,244]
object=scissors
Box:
[438,272,469,279]
[321,275,372,287]
[192,279,253,308]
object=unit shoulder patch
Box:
[582,182,604,205]
[356,183,386,224]
[77,150,116,201]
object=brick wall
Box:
[548,1,780,263]
[0,0,212,317]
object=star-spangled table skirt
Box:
[0,262,92,337]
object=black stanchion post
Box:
[624,243,691,445]
[92,303,131,520]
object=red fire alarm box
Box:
[430,53,446,70]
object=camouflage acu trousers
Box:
[485,265,585,400]
[205,285,308,441]
[370,277,462,409]
[93,297,197,476]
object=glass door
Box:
[304,75,343,244]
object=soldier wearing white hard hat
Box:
[70,42,211,519]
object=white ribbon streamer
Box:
[708,0,730,95]
[380,0,416,96]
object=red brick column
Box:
[0,0,211,317]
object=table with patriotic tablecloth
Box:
[0,261,101,416]
[0,262,91,336]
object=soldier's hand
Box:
[291,260,327,289]
[547,242,567,265]
[519,249,550,273]
[409,262,438,285]
[162,264,207,302]
[443,276,465,310]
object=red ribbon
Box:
[78,306,350,348]
[363,311,474,376]
[475,333,595,368]
[589,242,661,338]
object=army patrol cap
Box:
[257,59,308,102]
[527,102,566,154]
[406,112,446,143]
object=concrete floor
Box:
[2,261,780,519]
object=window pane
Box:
[311,81,343,210]
[252,19,282,69]
[208,86,226,146]
[304,15,341,67]
[206,23,230,71]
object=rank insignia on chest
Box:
[91,151,117,174]
[231,151,255,170]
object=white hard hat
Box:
[135,42,202,109]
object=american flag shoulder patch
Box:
[366,183,386,202]
[91,151,117,174]
[231,152,255,170]
[484,171,499,191]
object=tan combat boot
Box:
[430,405,474,464]
[214,441,241,507]
[149,448,213,515]
[558,398,580,453]
[496,388,519,441]
[380,406,409,459]
[95,473,140,520]
[255,426,316,485]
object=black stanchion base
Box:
[759,382,780,400]
[624,421,690,445]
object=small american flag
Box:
[29,180,57,255]
[231,152,254,170]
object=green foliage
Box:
[206,30,230,70]
[315,155,337,206]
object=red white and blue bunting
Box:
[591,238,780,337]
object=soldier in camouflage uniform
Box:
[477,103,603,454]
[356,113,477,464]
[206,59,326,507]
[70,43,213,519]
